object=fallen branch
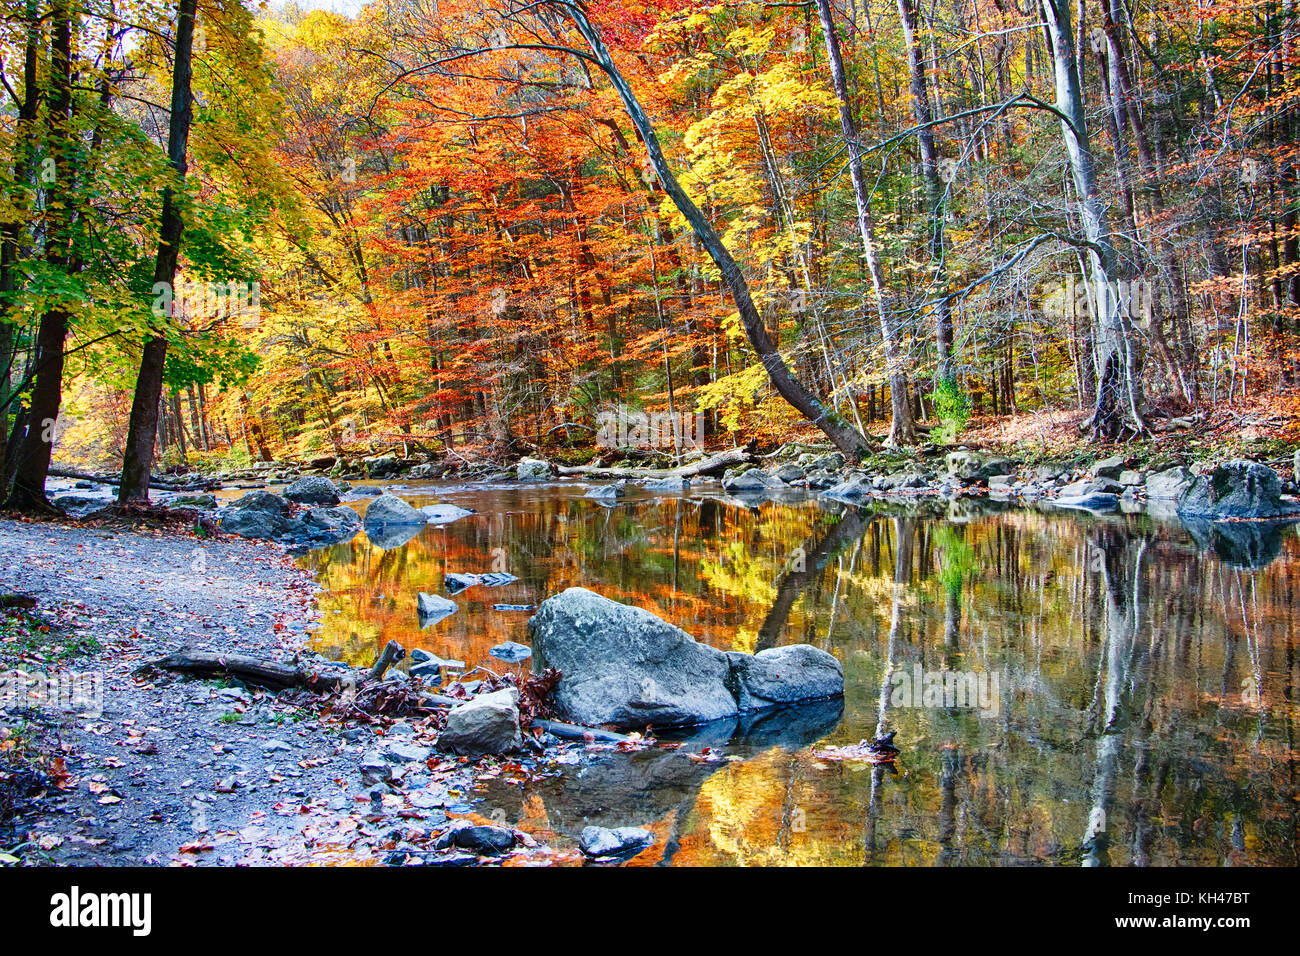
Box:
[555,446,752,481]
[531,718,636,743]
[137,650,353,692]
[368,640,406,681]
[48,467,222,492]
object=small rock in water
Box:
[420,503,475,525]
[579,825,654,859]
[489,641,532,663]
[445,571,519,594]
[410,648,465,668]
[437,821,517,856]
[417,592,458,623]
[444,573,480,595]
[492,604,535,612]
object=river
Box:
[296,481,1300,866]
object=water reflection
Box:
[299,481,1300,866]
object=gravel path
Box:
[0,518,368,865]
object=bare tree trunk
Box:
[119,0,197,502]
[815,0,917,445]
[564,5,874,460]
[1040,0,1143,439]
[896,0,955,389]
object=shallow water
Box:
[298,480,1300,866]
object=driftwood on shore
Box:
[531,718,634,743]
[49,467,222,492]
[138,647,639,742]
[137,650,356,691]
[554,446,752,481]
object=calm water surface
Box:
[296,480,1300,866]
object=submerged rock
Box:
[419,503,474,524]
[437,688,523,755]
[579,825,653,859]
[489,641,532,663]
[584,484,625,500]
[529,588,843,729]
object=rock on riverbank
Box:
[529,587,843,729]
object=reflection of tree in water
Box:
[296,488,1300,865]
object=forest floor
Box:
[958,396,1300,471]
[0,518,565,866]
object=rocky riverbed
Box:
[0,514,846,866]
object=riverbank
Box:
[0,519,577,866]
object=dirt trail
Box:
[0,518,373,864]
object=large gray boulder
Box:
[725,645,843,712]
[529,588,843,729]
[230,490,290,514]
[221,507,293,540]
[296,506,361,545]
[364,493,426,526]
[721,468,779,492]
[1177,460,1298,519]
[516,457,553,481]
[1145,466,1195,500]
[531,587,736,728]
[284,475,341,506]
[437,688,522,755]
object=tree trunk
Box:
[896,0,956,389]
[1039,0,1142,439]
[815,0,917,445]
[564,6,874,460]
[4,1,73,511]
[119,0,198,502]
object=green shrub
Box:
[931,379,971,444]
